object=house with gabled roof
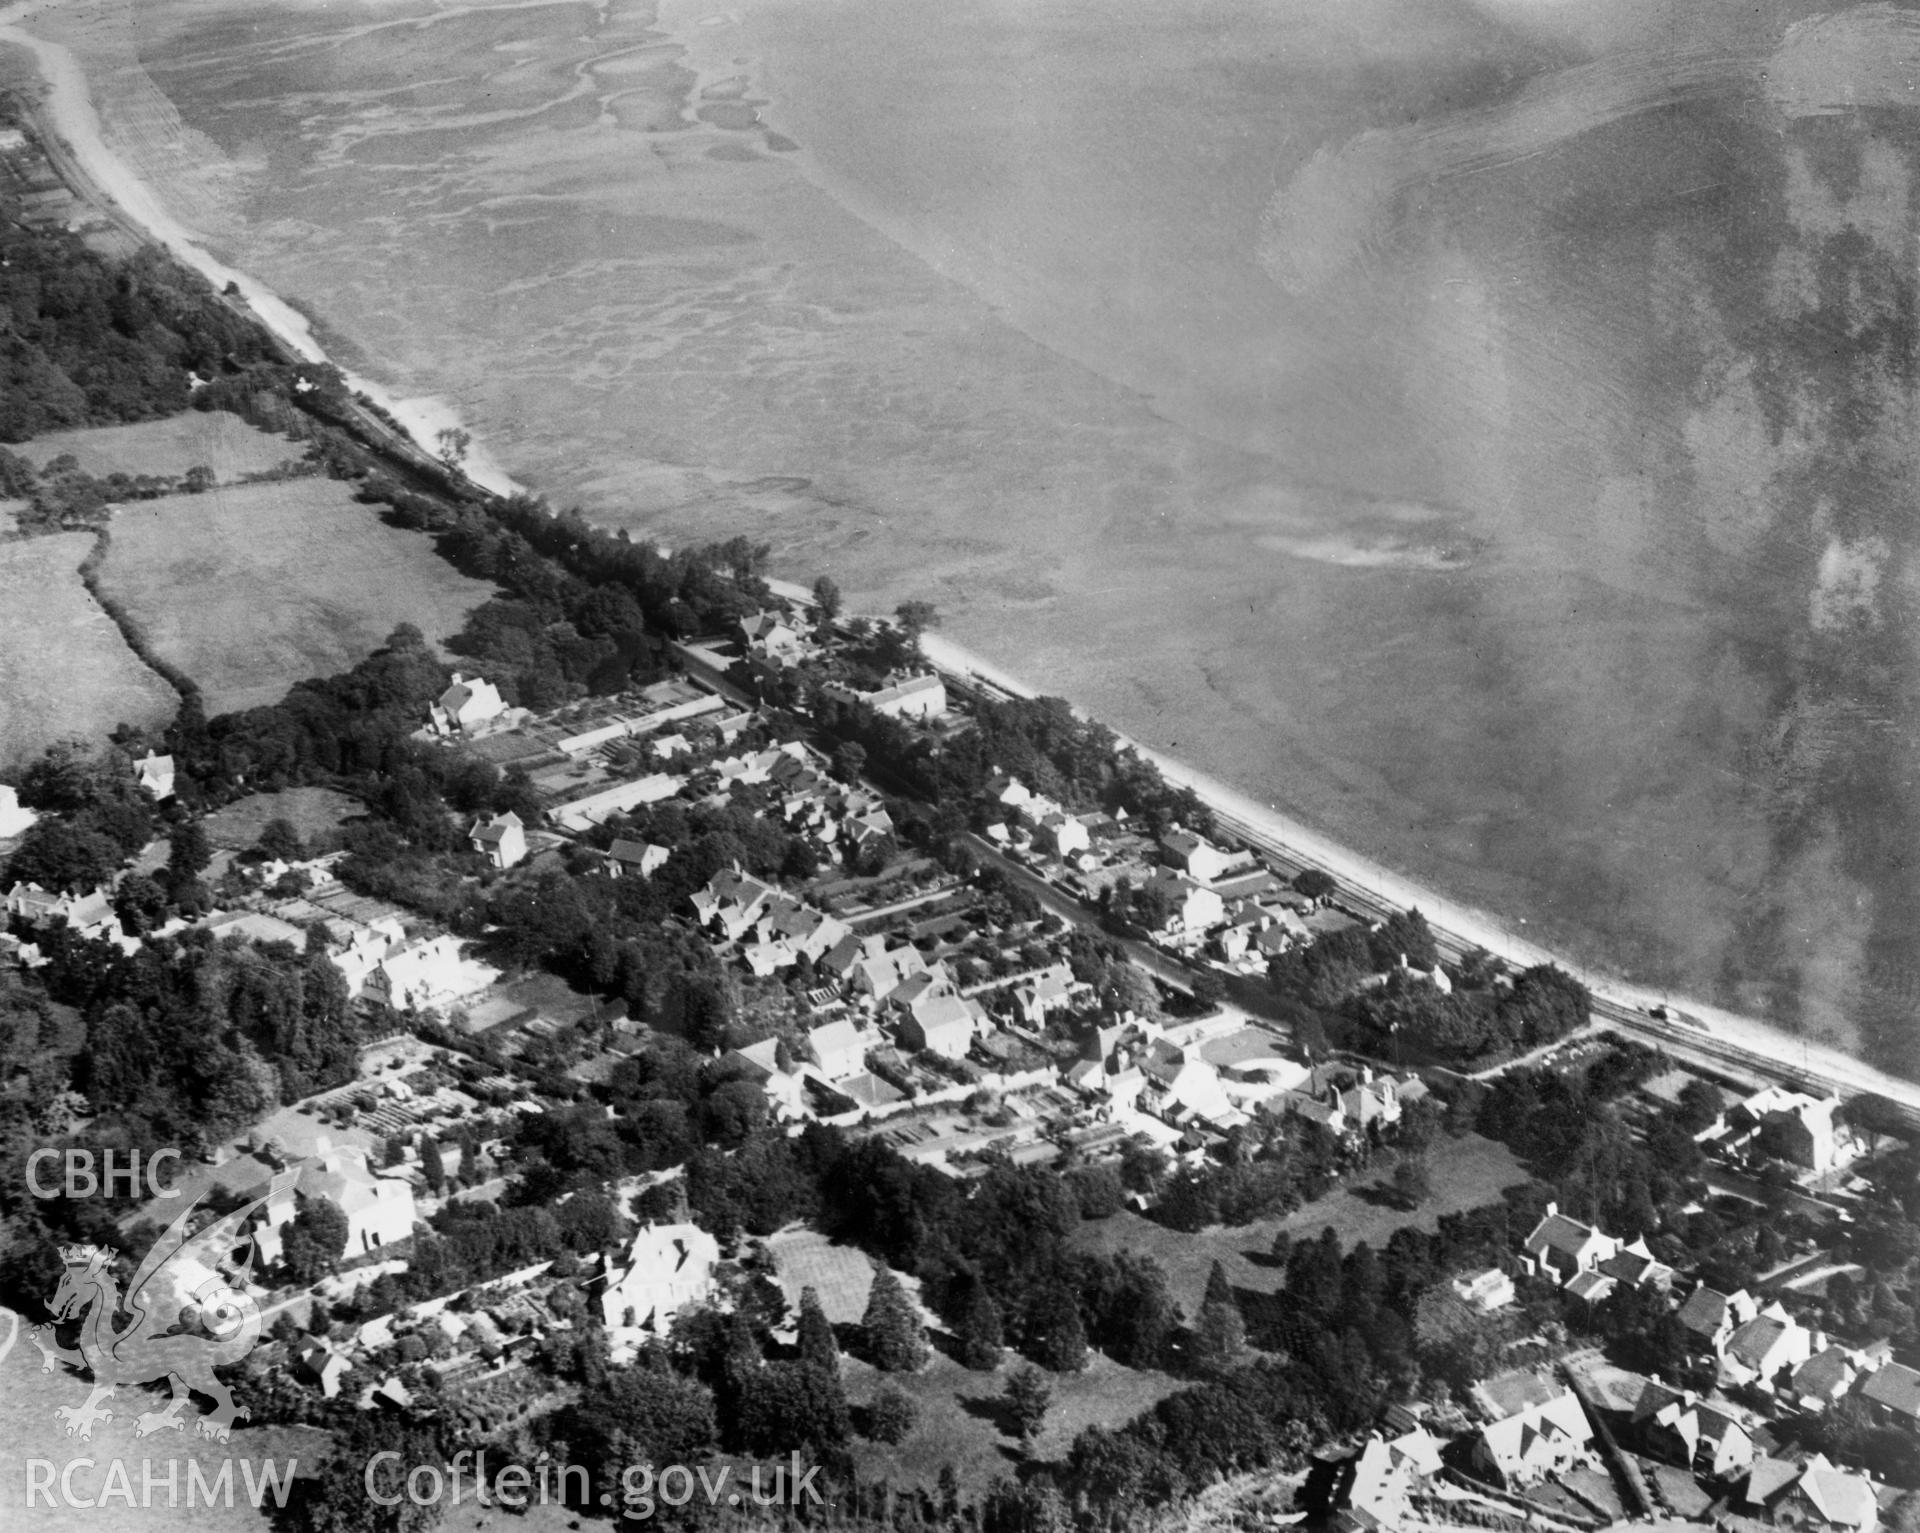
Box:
[1788,1346,1859,1413]
[689,867,780,940]
[1140,1038,1238,1127]
[807,1018,867,1080]
[364,933,478,1012]
[1033,810,1090,858]
[606,838,670,878]
[1159,827,1250,883]
[849,944,927,1004]
[601,1222,719,1334]
[294,1338,350,1398]
[1596,1235,1676,1294]
[1518,1203,1621,1286]
[818,931,871,985]
[468,811,527,868]
[757,898,850,961]
[1702,1085,1850,1176]
[254,1144,416,1266]
[1633,1382,1755,1481]
[1676,1284,1757,1354]
[844,803,896,855]
[899,992,980,1060]
[884,962,955,1011]
[6,883,124,944]
[741,611,806,668]
[1332,1434,1410,1533]
[1339,1068,1415,1134]
[430,673,507,736]
[1740,1454,1879,1533]
[1721,1303,1814,1389]
[1861,1359,1920,1430]
[1469,1391,1595,1488]
[822,672,947,721]
[134,751,175,800]
[1012,964,1081,1027]
[1141,868,1226,938]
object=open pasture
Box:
[0,530,175,768]
[12,407,304,482]
[98,477,495,713]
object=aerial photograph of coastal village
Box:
[4,0,1920,1530]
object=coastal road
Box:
[1200,802,1920,1127]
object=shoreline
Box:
[914,630,1920,1110]
[13,5,1920,1111]
[0,4,524,500]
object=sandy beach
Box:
[0,0,522,498]
[5,0,1917,1112]
[918,629,1920,1114]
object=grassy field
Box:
[202,785,363,851]
[1071,1131,1528,1313]
[98,479,496,713]
[770,1227,881,1325]
[844,1348,1182,1498]
[0,531,177,770]
[13,409,304,482]
[0,1329,328,1533]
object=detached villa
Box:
[1470,1391,1595,1488]
[134,751,176,800]
[821,672,947,721]
[1518,1204,1620,1286]
[601,1222,720,1335]
[430,674,508,736]
[254,1143,418,1266]
[468,811,528,868]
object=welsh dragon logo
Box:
[25,1169,297,1443]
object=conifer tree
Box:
[798,1285,840,1372]
[1003,1364,1052,1444]
[1191,1287,1249,1378]
[959,1286,1005,1371]
[420,1134,446,1193]
[861,1265,929,1372]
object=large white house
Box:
[601,1222,720,1334]
[134,751,176,801]
[430,674,508,736]
[364,933,483,1012]
[821,672,947,721]
[1701,1085,1849,1175]
[0,783,39,839]
[807,1018,868,1080]
[1470,1391,1595,1488]
[254,1143,417,1265]
[4,882,124,944]
[1518,1204,1621,1287]
[468,811,528,869]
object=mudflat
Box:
[26,0,1914,1071]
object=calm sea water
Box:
[65,0,1920,1072]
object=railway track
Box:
[1181,809,1920,1128]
